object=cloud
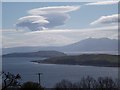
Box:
[15,16,49,31]
[90,14,119,25]
[86,1,119,5]
[15,6,80,31]
[28,6,80,15]
[3,26,118,48]
[41,13,70,29]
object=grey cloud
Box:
[15,16,49,31]
[42,13,70,29]
[15,6,80,31]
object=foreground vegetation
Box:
[33,54,120,67]
[1,72,120,90]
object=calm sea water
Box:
[3,57,118,88]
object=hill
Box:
[2,51,66,58]
[33,54,119,67]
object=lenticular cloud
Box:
[28,6,80,15]
[15,6,80,31]
[90,14,120,25]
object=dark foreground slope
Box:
[2,51,66,58]
[33,54,119,67]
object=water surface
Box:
[3,57,118,88]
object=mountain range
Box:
[2,38,118,55]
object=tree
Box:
[2,72,21,90]
[54,80,74,90]
[21,81,44,90]
[54,76,119,90]
[97,77,116,89]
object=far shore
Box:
[31,61,119,68]
[31,54,119,68]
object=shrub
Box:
[21,81,44,90]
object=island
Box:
[32,54,120,67]
[2,51,67,58]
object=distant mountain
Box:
[2,38,118,55]
[2,46,59,55]
[2,51,66,58]
[62,38,118,52]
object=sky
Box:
[1,1,119,48]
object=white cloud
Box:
[86,1,119,5]
[91,14,119,25]
[15,6,80,31]
[3,26,118,48]
[15,16,49,31]
[18,16,49,24]
[28,6,80,15]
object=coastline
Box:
[31,61,119,68]
[31,54,119,68]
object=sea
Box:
[2,57,118,88]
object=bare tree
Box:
[2,72,21,90]
[54,79,74,90]
[97,77,116,89]
[54,76,119,90]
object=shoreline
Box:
[31,61,119,68]
[31,54,119,68]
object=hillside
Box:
[33,54,119,67]
[62,38,118,52]
[2,51,66,58]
